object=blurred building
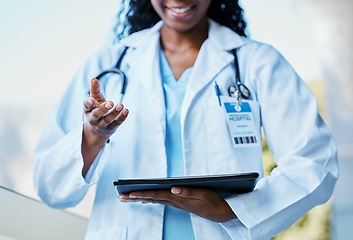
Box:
[302,0,353,239]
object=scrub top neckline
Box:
[159,49,193,86]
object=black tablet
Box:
[113,172,259,198]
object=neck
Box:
[160,19,209,53]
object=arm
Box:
[34,46,129,208]
[81,78,128,177]
[222,44,338,239]
[33,74,93,208]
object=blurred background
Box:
[0,0,352,239]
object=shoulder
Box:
[74,44,121,78]
[236,37,291,75]
[119,21,163,49]
[207,19,283,61]
[239,38,282,59]
[83,21,162,66]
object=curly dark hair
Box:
[114,0,247,41]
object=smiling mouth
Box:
[167,5,193,14]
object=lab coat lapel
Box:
[123,26,166,137]
[181,42,232,122]
[181,19,245,127]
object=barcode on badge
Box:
[234,136,258,145]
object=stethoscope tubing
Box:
[93,47,250,104]
[93,47,129,102]
[229,49,250,99]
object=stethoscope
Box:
[93,47,129,103]
[93,47,250,103]
[228,49,251,102]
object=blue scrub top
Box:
[160,49,195,240]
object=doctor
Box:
[34,0,338,239]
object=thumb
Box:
[171,186,201,199]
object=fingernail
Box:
[123,109,129,115]
[105,102,113,109]
[171,187,181,194]
[129,194,137,198]
[116,104,123,111]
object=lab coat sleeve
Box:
[33,46,116,208]
[222,44,338,239]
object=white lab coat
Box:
[34,19,338,240]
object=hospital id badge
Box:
[222,99,260,148]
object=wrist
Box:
[81,122,108,177]
[83,122,109,146]
[215,202,237,223]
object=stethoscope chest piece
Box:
[228,85,238,98]
[228,83,250,100]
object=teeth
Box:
[170,6,192,14]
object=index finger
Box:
[90,78,106,103]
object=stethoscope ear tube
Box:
[93,46,251,103]
[96,69,124,80]
[92,47,129,99]
[95,69,127,97]
[230,48,250,99]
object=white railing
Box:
[0,186,88,240]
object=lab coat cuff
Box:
[220,218,250,240]
[69,122,102,188]
[84,148,104,184]
[85,151,102,185]
[225,194,263,240]
[79,122,108,185]
[70,123,95,188]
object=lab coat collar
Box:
[207,19,245,50]
[119,19,246,138]
[119,21,163,49]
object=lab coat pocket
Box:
[203,97,239,173]
[85,226,127,240]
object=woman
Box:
[34,0,338,239]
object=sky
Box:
[0,0,323,107]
